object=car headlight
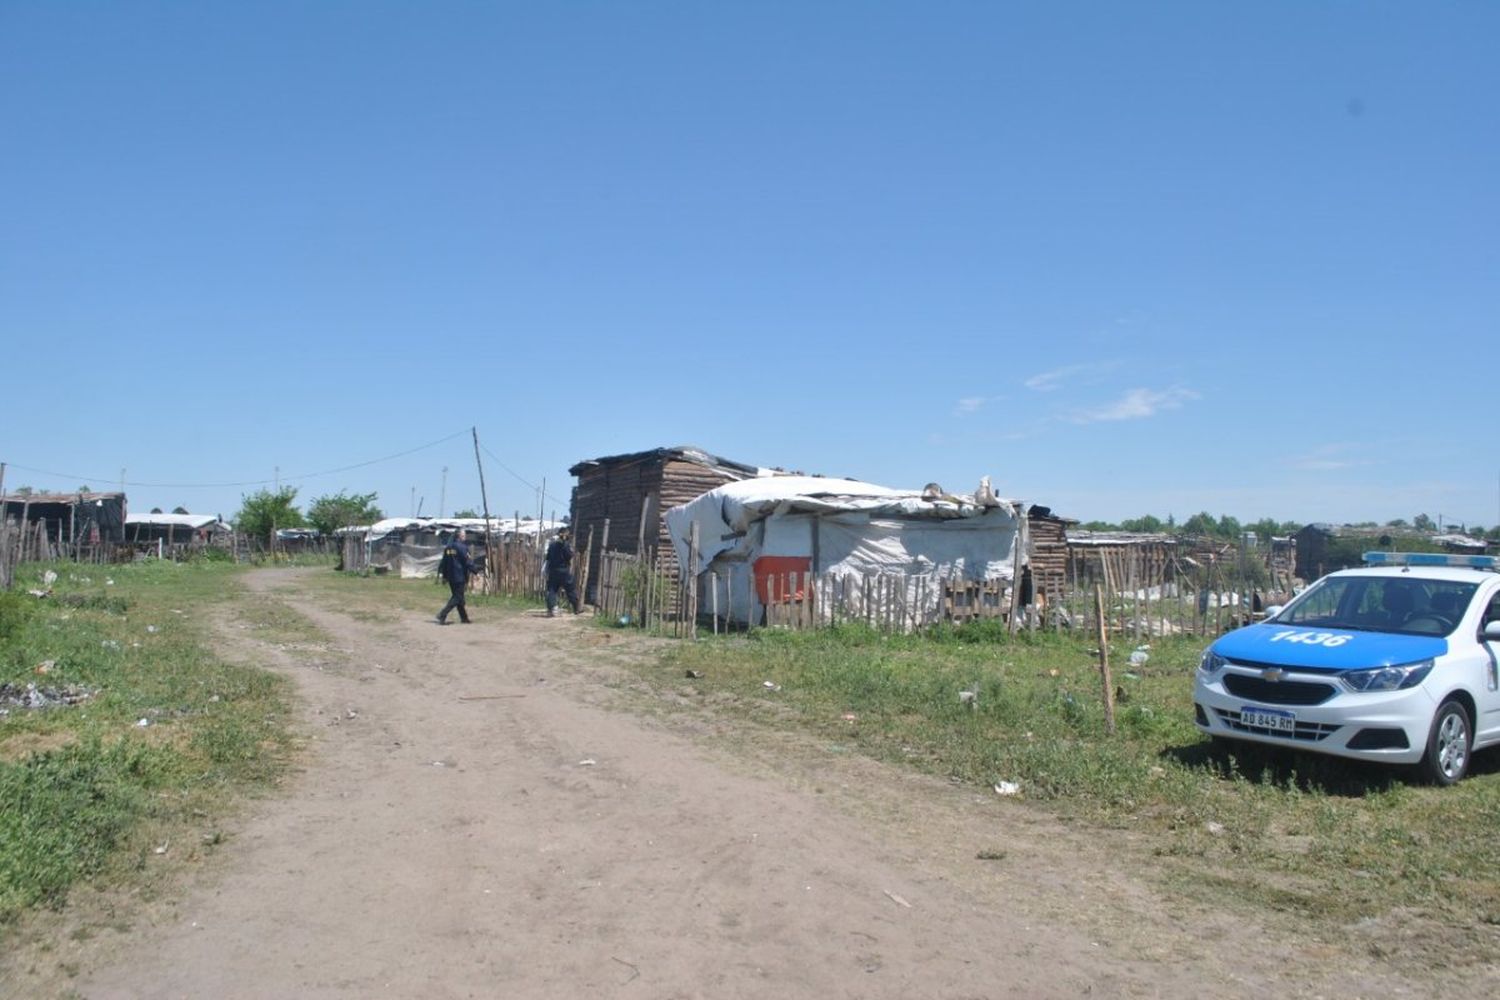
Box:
[1199,650,1227,675]
[1341,659,1434,692]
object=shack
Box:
[125,512,230,546]
[0,491,127,546]
[663,475,1028,628]
[1066,530,1180,596]
[568,446,765,601]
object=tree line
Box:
[232,488,383,544]
[1077,512,1500,543]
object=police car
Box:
[1193,552,1500,784]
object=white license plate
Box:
[1241,706,1296,732]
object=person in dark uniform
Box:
[436,528,476,624]
[544,528,581,617]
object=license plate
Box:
[1241,706,1296,733]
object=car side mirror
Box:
[1485,621,1500,642]
[1263,605,1283,619]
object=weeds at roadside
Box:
[643,620,1500,966]
[0,560,294,926]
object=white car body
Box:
[1193,556,1500,782]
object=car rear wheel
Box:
[1420,700,1471,786]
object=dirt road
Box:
[68,569,1425,999]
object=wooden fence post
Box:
[1095,583,1116,736]
[688,522,699,639]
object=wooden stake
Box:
[19,498,31,563]
[1008,511,1026,633]
[688,521,700,639]
[1095,584,1116,735]
[580,526,595,612]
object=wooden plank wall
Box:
[1027,515,1070,607]
[650,459,739,582]
[570,456,741,600]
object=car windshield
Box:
[1273,576,1477,637]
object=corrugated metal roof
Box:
[568,445,762,478]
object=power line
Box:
[478,442,570,510]
[2,427,472,491]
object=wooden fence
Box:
[585,542,1272,641]
[1,517,125,589]
[1049,558,1272,639]
[338,531,551,603]
[482,538,547,603]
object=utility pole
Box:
[537,479,546,551]
[472,428,495,589]
[410,486,416,517]
[274,466,280,492]
[439,466,448,519]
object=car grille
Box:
[1222,673,1336,706]
[1214,707,1339,742]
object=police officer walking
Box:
[436,527,476,624]
[544,528,581,617]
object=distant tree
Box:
[1385,518,1409,528]
[451,508,480,519]
[1413,513,1435,531]
[1216,514,1242,538]
[1180,511,1217,537]
[12,485,33,497]
[150,507,164,514]
[234,487,306,544]
[1078,520,1119,532]
[1166,513,1176,529]
[1119,514,1165,533]
[307,491,383,535]
[172,506,190,515]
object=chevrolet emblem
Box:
[1262,668,1286,683]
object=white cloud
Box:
[1289,444,1372,472]
[1024,361,1119,392]
[1071,387,1198,424]
[952,394,1009,416]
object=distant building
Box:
[1433,533,1487,554]
[125,512,229,545]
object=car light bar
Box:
[1363,551,1499,569]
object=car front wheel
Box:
[1420,700,1471,786]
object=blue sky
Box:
[3,2,1496,530]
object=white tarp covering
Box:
[664,476,1025,626]
[359,517,565,578]
[125,513,226,530]
[364,516,563,545]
